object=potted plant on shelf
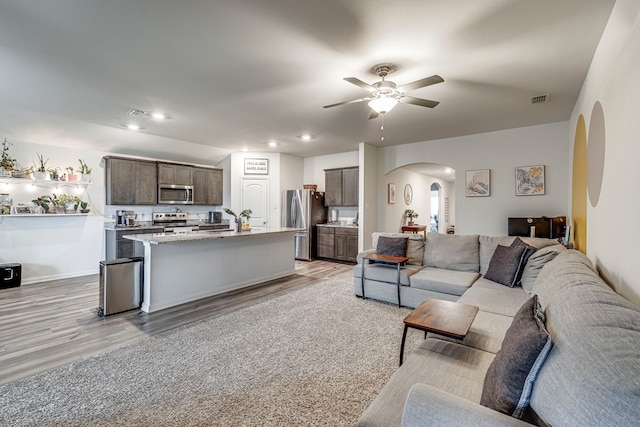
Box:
[79,201,90,214]
[53,193,80,213]
[78,159,92,182]
[0,138,16,178]
[33,153,50,180]
[31,195,52,214]
[65,166,80,182]
[404,209,419,226]
[223,208,253,232]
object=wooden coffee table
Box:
[362,253,409,307]
[399,298,479,365]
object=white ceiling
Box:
[0,0,615,166]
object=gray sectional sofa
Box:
[353,233,640,426]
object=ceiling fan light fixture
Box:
[368,96,398,114]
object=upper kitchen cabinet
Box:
[158,162,193,185]
[193,167,223,205]
[324,167,359,206]
[105,157,158,205]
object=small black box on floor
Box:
[0,263,21,289]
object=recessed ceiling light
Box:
[125,124,141,131]
[297,134,315,141]
[242,147,249,152]
[445,167,453,173]
[267,141,278,147]
[151,112,167,119]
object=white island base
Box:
[127,228,298,313]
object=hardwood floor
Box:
[0,260,352,386]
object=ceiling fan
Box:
[323,63,444,119]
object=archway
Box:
[430,182,441,232]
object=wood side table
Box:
[362,253,408,307]
[399,298,479,365]
[401,225,427,238]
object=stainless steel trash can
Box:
[98,257,143,316]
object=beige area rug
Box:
[0,272,423,426]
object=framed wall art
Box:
[515,165,545,195]
[387,183,396,204]
[404,184,413,205]
[465,169,490,197]
[244,158,269,175]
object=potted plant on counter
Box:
[79,200,90,214]
[53,193,80,213]
[223,208,252,232]
[404,209,419,226]
[65,166,80,182]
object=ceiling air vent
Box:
[530,94,550,104]
[127,108,147,116]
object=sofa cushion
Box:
[428,310,514,354]
[358,338,495,427]
[458,278,530,317]
[480,295,552,419]
[529,250,640,426]
[372,232,425,265]
[479,235,517,275]
[520,244,566,293]
[411,267,480,296]
[484,244,527,287]
[424,233,479,273]
[353,263,423,286]
[376,235,409,257]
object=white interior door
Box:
[241,178,269,228]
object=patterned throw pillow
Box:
[480,295,553,419]
[376,236,409,257]
[484,244,527,287]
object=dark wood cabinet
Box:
[324,167,358,206]
[316,225,358,262]
[105,157,158,205]
[335,227,358,262]
[316,226,335,259]
[105,227,163,260]
[158,163,193,185]
[193,167,223,205]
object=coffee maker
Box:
[116,210,136,226]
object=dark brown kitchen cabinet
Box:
[158,163,193,185]
[335,227,358,262]
[316,225,358,262]
[193,167,223,205]
[324,167,358,206]
[105,227,163,260]
[316,226,335,259]
[105,157,158,205]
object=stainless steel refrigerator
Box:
[282,189,328,261]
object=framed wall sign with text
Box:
[244,158,269,175]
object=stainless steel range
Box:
[152,212,231,233]
[152,212,192,233]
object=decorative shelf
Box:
[0,178,91,187]
[0,213,91,218]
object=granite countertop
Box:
[123,226,303,245]
[317,223,359,228]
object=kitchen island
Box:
[125,227,300,313]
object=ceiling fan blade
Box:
[400,96,440,108]
[397,75,444,92]
[344,77,375,91]
[323,97,371,109]
[368,110,379,120]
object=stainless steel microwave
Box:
[158,184,194,204]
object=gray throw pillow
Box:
[510,237,537,286]
[521,245,566,293]
[484,244,527,287]
[376,236,408,257]
[480,295,553,419]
